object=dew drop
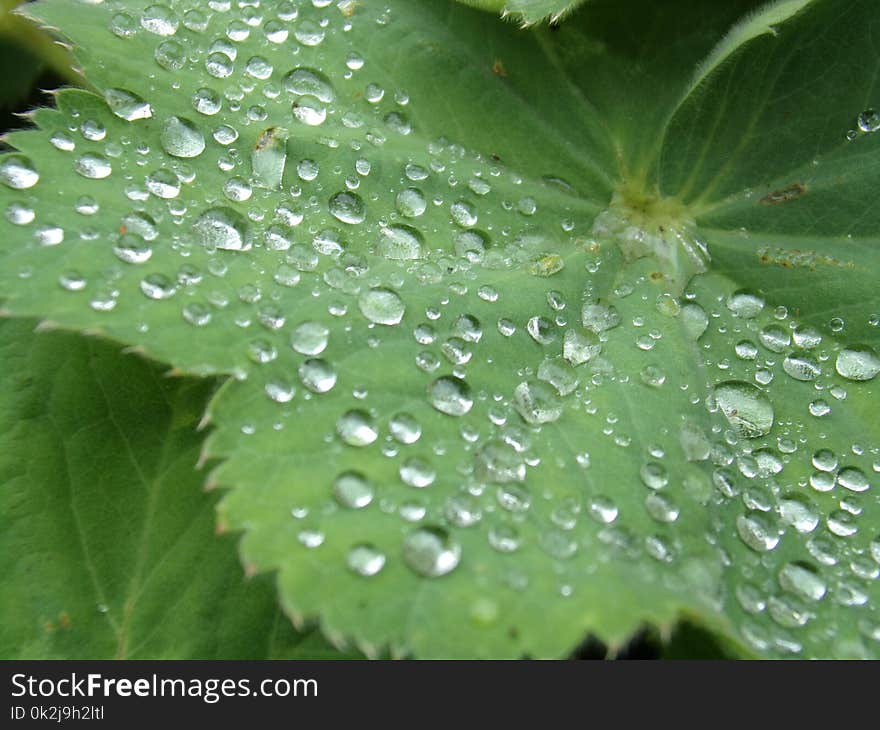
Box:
[402,527,461,577]
[779,562,826,601]
[105,88,153,121]
[513,380,562,424]
[727,289,764,318]
[428,375,473,416]
[835,345,880,381]
[379,225,423,260]
[291,321,329,356]
[0,155,39,189]
[74,153,112,179]
[336,409,378,446]
[347,544,385,576]
[358,287,405,325]
[714,381,774,438]
[193,207,251,251]
[333,471,374,509]
[736,511,780,552]
[298,358,337,393]
[329,191,366,224]
[160,116,206,158]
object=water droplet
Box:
[291,321,329,355]
[155,39,186,70]
[857,109,880,133]
[450,200,477,228]
[779,562,826,601]
[0,155,39,189]
[513,380,562,424]
[337,409,377,446]
[526,316,555,345]
[402,526,461,577]
[400,458,435,488]
[283,67,335,102]
[105,88,152,121]
[140,273,176,300]
[347,544,385,576]
[298,358,337,393]
[563,329,601,366]
[582,303,620,333]
[736,511,780,552]
[298,530,324,549]
[358,287,405,325]
[640,462,669,490]
[74,153,112,179]
[193,207,251,251]
[759,324,791,353]
[681,302,709,339]
[837,466,870,493]
[779,493,819,533]
[835,345,880,381]
[390,412,421,444]
[428,375,473,416]
[396,188,427,217]
[160,116,205,158]
[727,289,764,318]
[329,191,365,224]
[292,96,326,126]
[146,168,181,198]
[333,471,374,509]
[714,381,774,438]
[141,4,179,35]
[379,225,423,260]
[113,233,152,264]
[782,351,821,381]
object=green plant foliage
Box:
[0,318,356,659]
[455,1,588,26]
[0,0,79,108]
[0,0,878,659]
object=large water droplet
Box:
[105,88,153,121]
[358,287,405,325]
[298,358,337,393]
[291,321,329,355]
[513,380,562,424]
[714,381,774,438]
[336,409,378,446]
[835,345,880,381]
[402,526,461,577]
[779,562,826,601]
[0,155,39,189]
[783,351,821,381]
[333,471,374,509]
[74,153,112,179]
[347,544,385,576]
[379,225,423,260]
[193,207,251,251]
[160,116,206,158]
[736,511,780,552]
[727,289,764,318]
[283,67,335,102]
[428,375,473,416]
[329,191,365,225]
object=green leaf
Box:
[454,1,589,25]
[0,318,354,659]
[0,0,878,658]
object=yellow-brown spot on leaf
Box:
[759,182,807,205]
[492,58,507,78]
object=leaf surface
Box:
[0,319,353,659]
[0,0,878,658]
